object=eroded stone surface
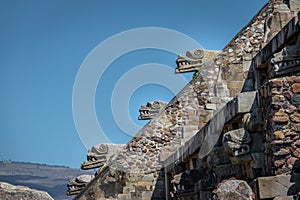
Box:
[81,143,125,170]
[0,182,54,200]
[258,175,293,199]
[67,174,95,196]
[223,128,251,157]
[214,179,254,200]
[138,101,167,120]
[175,49,220,74]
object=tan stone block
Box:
[227,81,245,89]
[274,131,285,140]
[292,83,300,93]
[291,112,300,123]
[274,159,285,167]
[118,194,131,200]
[125,182,138,187]
[295,139,300,147]
[141,191,152,200]
[271,79,283,87]
[292,123,300,132]
[273,196,294,200]
[137,181,153,187]
[287,76,300,83]
[258,175,293,199]
[286,157,298,169]
[272,87,282,95]
[273,109,289,123]
[291,146,300,157]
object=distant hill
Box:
[0,161,95,200]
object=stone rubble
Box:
[0,182,54,200]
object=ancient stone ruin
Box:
[67,143,125,196]
[70,0,300,199]
[138,101,167,120]
[81,143,125,170]
[67,174,95,196]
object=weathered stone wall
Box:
[75,73,227,199]
[261,76,300,175]
[215,1,294,97]
[74,1,300,199]
[164,91,262,199]
[162,2,300,199]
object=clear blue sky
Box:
[0,0,268,168]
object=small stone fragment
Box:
[274,131,285,140]
[291,112,300,123]
[292,83,300,93]
[272,109,289,123]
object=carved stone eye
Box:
[186,51,193,58]
[193,49,204,58]
[153,101,160,108]
[97,144,108,154]
[186,49,204,59]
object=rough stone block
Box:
[205,103,217,110]
[227,81,245,89]
[117,193,131,200]
[207,97,221,104]
[0,182,53,200]
[243,60,252,72]
[290,0,300,11]
[292,83,300,93]
[273,196,294,200]
[137,181,153,187]
[123,186,135,194]
[142,174,154,182]
[257,175,293,199]
[215,179,254,200]
[237,91,257,113]
[141,191,152,200]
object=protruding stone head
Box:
[175,49,204,73]
[81,143,125,170]
[222,128,252,164]
[87,143,108,161]
[138,101,167,120]
[175,49,220,74]
[67,174,95,196]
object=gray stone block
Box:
[243,60,252,72]
[258,175,293,199]
[237,91,257,113]
[118,193,131,200]
[141,191,152,200]
[289,0,300,12]
[205,103,217,110]
[0,182,54,200]
[273,196,294,200]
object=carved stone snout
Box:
[81,144,125,170]
[175,49,204,74]
[138,101,167,120]
[223,128,251,157]
[67,174,94,196]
